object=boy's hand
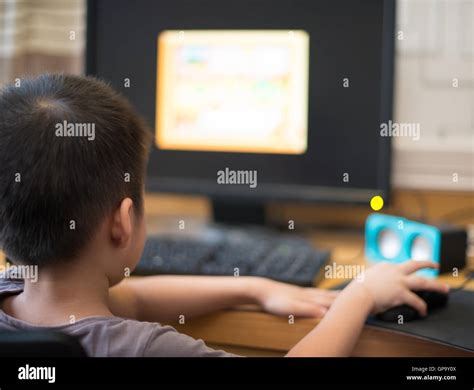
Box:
[252,278,339,318]
[356,260,450,316]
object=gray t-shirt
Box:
[0,273,237,357]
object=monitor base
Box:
[212,198,266,225]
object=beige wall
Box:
[0,0,85,83]
[393,0,473,191]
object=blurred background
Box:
[0,0,471,193]
[0,1,472,357]
[0,0,84,80]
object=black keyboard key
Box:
[133,227,330,286]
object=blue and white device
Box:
[365,213,447,278]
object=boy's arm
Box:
[109,261,448,357]
[108,275,337,322]
[286,261,449,356]
[286,282,373,356]
[109,275,256,322]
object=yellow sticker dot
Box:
[370,195,384,211]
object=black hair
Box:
[0,74,151,266]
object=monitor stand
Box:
[211,198,266,225]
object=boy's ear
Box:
[110,198,134,248]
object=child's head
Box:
[0,74,151,284]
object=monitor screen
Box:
[87,0,394,204]
[156,30,309,155]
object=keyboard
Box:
[133,226,330,286]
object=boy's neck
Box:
[4,256,113,326]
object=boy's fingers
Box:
[405,275,450,294]
[403,291,428,316]
[399,260,438,275]
[306,289,338,301]
[306,295,335,308]
[292,301,328,318]
[303,288,339,298]
[323,289,340,297]
[316,289,340,298]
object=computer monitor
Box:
[86,0,395,224]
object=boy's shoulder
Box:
[0,270,24,295]
[78,316,236,357]
[0,272,235,357]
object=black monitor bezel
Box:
[85,0,395,206]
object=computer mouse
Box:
[376,290,449,322]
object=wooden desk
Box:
[144,194,474,357]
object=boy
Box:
[0,74,449,357]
